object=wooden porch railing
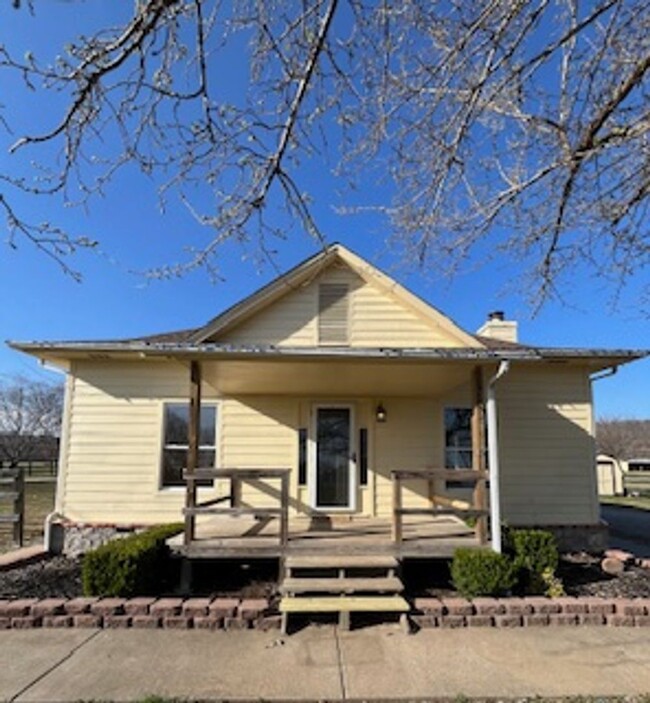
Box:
[0,468,25,547]
[183,468,290,548]
[391,469,489,546]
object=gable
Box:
[208,257,479,348]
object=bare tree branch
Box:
[1,0,649,309]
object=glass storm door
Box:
[315,407,353,509]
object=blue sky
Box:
[0,2,648,418]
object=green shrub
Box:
[507,528,560,595]
[450,548,518,598]
[541,567,566,597]
[82,523,183,597]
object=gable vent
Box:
[318,283,349,345]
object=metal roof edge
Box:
[8,339,648,363]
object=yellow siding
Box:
[220,396,297,510]
[59,357,599,529]
[374,398,441,516]
[497,366,598,525]
[62,359,209,523]
[220,265,467,348]
[220,283,318,346]
[61,360,303,523]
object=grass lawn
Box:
[601,495,650,511]
[0,479,55,554]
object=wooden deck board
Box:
[280,595,410,613]
[280,576,403,594]
[169,515,482,559]
[285,554,398,569]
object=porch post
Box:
[471,366,487,545]
[184,360,201,546]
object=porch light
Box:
[376,403,387,423]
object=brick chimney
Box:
[477,311,518,343]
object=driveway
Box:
[601,504,650,558]
[3,626,650,701]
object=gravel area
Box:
[0,556,82,599]
[559,552,650,598]
[0,551,649,600]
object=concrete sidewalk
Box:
[2,625,650,702]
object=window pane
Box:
[445,408,474,488]
[298,428,307,486]
[359,428,368,486]
[198,449,215,468]
[316,407,350,507]
[162,448,186,487]
[445,408,472,449]
[199,407,216,445]
[445,448,473,469]
[164,404,189,445]
[162,403,217,488]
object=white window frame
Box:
[308,403,357,512]
[159,401,219,491]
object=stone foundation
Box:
[50,521,144,558]
[514,522,609,552]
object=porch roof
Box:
[8,338,647,372]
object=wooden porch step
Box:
[279,554,406,633]
[279,595,410,614]
[285,554,399,570]
[280,576,403,595]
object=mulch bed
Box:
[558,552,650,598]
[1,552,649,600]
[0,556,83,599]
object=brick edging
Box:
[0,596,649,630]
[412,596,650,628]
[0,597,280,631]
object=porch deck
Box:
[169,514,482,559]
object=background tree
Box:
[0,375,64,468]
[596,417,650,466]
[1,0,649,308]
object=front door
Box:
[312,406,355,510]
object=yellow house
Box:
[10,244,647,558]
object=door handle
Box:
[350,452,357,463]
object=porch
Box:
[170,513,482,559]
[173,467,490,560]
[174,356,498,562]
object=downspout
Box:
[590,365,619,505]
[44,511,63,553]
[487,360,511,553]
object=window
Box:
[298,428,307,486]
[161,403,217,487]
[444,407,473,488]
[628,461,650,472]
[318,283,349,344]
[359,428,368,486]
